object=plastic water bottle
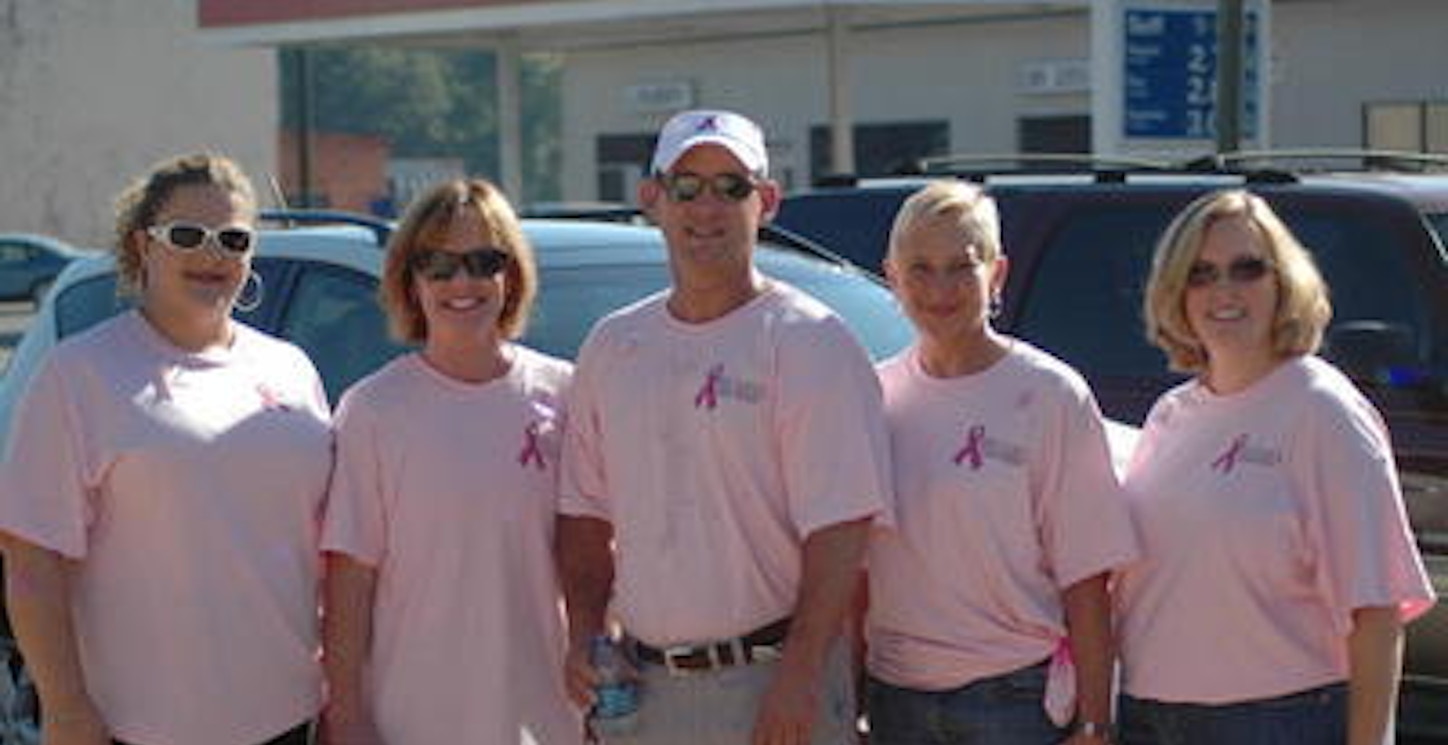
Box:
[588,634,639,737]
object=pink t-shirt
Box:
[322,349,582,745]
[1116,355,1437,703]
[0,310,331,745]
[867,342,1139,690]
[559,281,895,646]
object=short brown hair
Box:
[380,178,537,343]
[112,153,256,294]
[1144,189,1332,373]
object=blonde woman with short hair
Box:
[864,180,1139,745]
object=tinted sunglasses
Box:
[659,173,758,203]
[410,247,511,282]
[1186,256,1273,289]
[148,222,256,255]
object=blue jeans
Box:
[867,661,1065,745]
[1118,684,1346,745]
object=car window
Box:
[276,265,408,404]
[1427,212,1448,250]
[529,256,912,362]
[762,259,914,360]
[774,190,911,271]
[53,259,291,341]
[1014,207,1170,377]
[0,244,33,263]
[1014,203,1436,382]
[528,263,668,358]
[1286,209,1434,381]
[54,274,133,339]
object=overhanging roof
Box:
[197,0,1089,49]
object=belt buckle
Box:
[662,644,698,676]
[749,642,782,662]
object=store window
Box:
[1364,101,1448,153]
[809,121,948,180]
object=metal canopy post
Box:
[826,6,855,176]
[497,34,525,202]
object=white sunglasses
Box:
[147,222,256,255]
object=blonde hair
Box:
[1143,189,1331,372]
[887,180,1003,264]
[112,153,256,294]
[380,178,537,343]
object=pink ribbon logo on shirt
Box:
[518,422,545,470]
[1211,433,1249,474]
[694,364,724,410]
[256,384,291,412]
[952,424,987,470]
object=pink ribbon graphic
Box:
[1211,433,1248,474]
[694,364,723,410]
[256,384,289,412]
[518,422,545,470]
[952,424,986,470]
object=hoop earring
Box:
[234,271,264,314]
[988,293,1003,320]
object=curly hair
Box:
[112,152,257,294]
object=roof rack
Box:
[521,204,865,271]
[1181,149,1448,174]
[912,152,1173,175]
[259,208,392,245]
[521,204,648,225]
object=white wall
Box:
[0,0,275,247]
[559,11,1089,201]
[1271,0,1448,148]
[558,1,1447,201]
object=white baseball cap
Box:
[650,109,768,176]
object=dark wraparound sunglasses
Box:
[410,248,511,282]
[148,222,255,255]
[659,173,758,203]
[1186,256,1273,289]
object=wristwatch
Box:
[1074,720,1113,741]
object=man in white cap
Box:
[557,108,894,745]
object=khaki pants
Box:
[599,641,856,745]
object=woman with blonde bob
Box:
[321,179,582,744]
[864,180,1138,745]
[1115,189,1436,745]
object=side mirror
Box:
[1323,320,1421,386]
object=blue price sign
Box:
[1123,7,1259,139]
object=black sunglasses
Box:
[148,222,255,255]
[410,247,511,282]
[659,173,758,203]
[1186,256,1273,289]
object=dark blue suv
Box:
[777,163,1448,742]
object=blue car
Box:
[0,234,92,304]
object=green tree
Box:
[279,44,560,205]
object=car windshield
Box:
[528,249,912,361]
[44,244,913,401]
[1428,212,1448,252]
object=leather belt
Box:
[632,618,791,675]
